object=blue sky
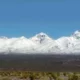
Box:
[0,0,80,39]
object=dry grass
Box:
[0,71,80,80]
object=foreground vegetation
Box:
[0,71,80,80]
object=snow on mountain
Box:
[55,30,80,54]
[30,32,53,44]
[5,36,37,54]
[56,36,74,50]
[0,31,80,54]
[30,32,61,53]
[72,30,80,39]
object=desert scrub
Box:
[1,77,11,80]
[63,72,68,76]
[50,72,58,80]
[57,77,64,80]
[19,72,29,79]
[71,73,79,80]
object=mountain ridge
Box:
[0,30,80,54]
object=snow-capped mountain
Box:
[30,32,61,53]
[0,30,80,54]
[30,32,53,44]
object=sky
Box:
[0,0,80,39]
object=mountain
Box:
[56,30,80,54]
[30,32,53,44]
[30,32,61,53]
[0,30,80,54]
[72,30,80,39]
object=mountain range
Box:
[0,30,80,54]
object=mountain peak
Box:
[37,32,47,35]
[73,30,80,38]
[20,36,26,39]
[74,30,80,34]
[30,32,53,44]
[36,32,48,38]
